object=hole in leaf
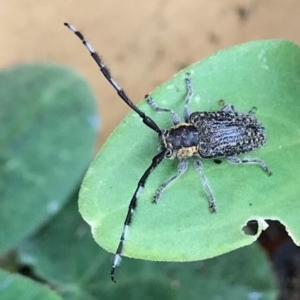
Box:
[257,220,290,256]
[213,159,222,165]
[242,220,258,235]
[256,220,300,299]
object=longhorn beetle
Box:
[64,23,272,282]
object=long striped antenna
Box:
[64,22,161,134]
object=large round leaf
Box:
[17,198,276,299]
[0,64,98,254]
[79,40,300,262]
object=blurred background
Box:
[1,1,300,299]
[1,0,300,149]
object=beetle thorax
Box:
[160,123,200,159]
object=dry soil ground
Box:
[1,0,300,149]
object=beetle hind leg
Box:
[226,156,272,176]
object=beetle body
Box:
[161,105,266,160]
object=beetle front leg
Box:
[145,94,181,125]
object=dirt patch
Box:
[1,0,300,148]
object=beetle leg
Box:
[152,159,188,203]
[183,72,193,122]
[226,156,272,176]
[194,157,217,213]
[145,94,181,125]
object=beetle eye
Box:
[165,149,173,158]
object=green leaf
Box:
[0,64,98,254]
[17,198,277,300]
[79,40,300,262]
[17,198,103,299]
[0,269,63,300]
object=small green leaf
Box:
[0,269,63,300]
[79,40,300,262]
[0,64,98,254]
[17,198,104,299]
